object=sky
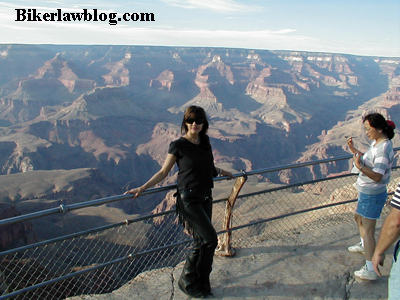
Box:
[1,0,399,57]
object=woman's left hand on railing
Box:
[217,167,234,179]
[221,170,234,179]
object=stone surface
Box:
[67,219,394,300]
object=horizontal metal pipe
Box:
[0,195,362,300]
[0,171,362,257]
[1,149,398,228]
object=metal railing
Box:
[1,151,399,300]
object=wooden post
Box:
[215,173,247,257]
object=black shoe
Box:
[200,279,211,295]
[178,276,206,298]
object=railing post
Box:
[216,173,247,257]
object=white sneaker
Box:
[354,265,378,280]
[348,242,365,254]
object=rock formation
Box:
[0,44,398,235]
[0,203,37,251]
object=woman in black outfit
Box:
[125,106,233,298]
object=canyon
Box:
[0,44,399,248]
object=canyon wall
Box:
[0,44,399,243]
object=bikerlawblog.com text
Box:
[15,8,155,25]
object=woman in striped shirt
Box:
[346,113,396,280]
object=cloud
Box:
[2,19,397,56]
[159,0,257,12]
[0,1,398,57]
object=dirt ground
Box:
[67,215,395,300]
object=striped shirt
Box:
[356,139,394,195]
[392,183,400,210]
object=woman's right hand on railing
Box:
[124,186,145,199]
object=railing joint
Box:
[58,204,68,214]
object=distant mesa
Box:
[0,44,398,231]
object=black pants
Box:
[176,189,218,297]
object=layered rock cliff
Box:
[0,44,399,244]
[0,203,37,251]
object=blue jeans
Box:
[389,240,400,300]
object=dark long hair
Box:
[181,106,209,138]
[363,113,396,140]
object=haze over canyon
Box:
[0,44,399,250]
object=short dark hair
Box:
[181,106,209,137]
[363,113,395,140]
